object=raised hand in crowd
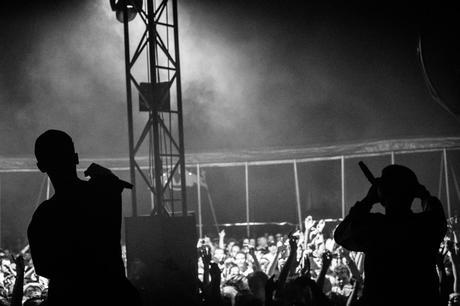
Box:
[304,215,316,247]
[304,215,316,231]
[317,250,333,292]
[340,248,362,282]
[248,247,261,272]
[200,245,212,286]
[218,230,226,250]
[438,241,451,305]
[300,251,311,278]
[338,249,363,306]
[276,234,299,297]
[266,242,283,277]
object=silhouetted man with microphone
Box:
[28,130,140,306]
[334,164,446,306]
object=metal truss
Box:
[120,0,187,217]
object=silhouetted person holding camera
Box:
[27,130,140,306]
[334,164,446,306]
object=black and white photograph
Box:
[1,1,460,305]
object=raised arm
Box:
[346,277,363,306]
[304,216,316,248]
[437,242,449,305]
[448,241,460,293]
[200,246,212,286]
[276,235,298,294]
[218,230,226,250]
[316,250,332,292]
[300,251,311,278]
[342,249,362,281]
[267,246,282,277]
[11,255,25,306]
[342,249,363,306]
[248,247,261,272]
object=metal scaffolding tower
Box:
[113,0,187,217]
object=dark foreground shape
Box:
[28,130,141,306]
[334,164,447,306]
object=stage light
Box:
[110,0,142,23]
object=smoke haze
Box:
[0,0,459,158]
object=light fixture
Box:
[110,0,142,23]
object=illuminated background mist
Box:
[0,0,459,158]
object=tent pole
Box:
[245,162,250,238]
[205,188,220,235]
[438,154,444,199]
[46,177,51,200]
[150,185,155,212]
[197,164,203,238]
[293,160,302,230]
[443,149,451,218]
[341,156,345,218]
[451,165,460,211]
[0,175,2,249]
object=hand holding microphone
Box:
[84,163,133,190]
[360,161,429,201]
[358,161,381,206]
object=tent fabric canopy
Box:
[1,137,460,172]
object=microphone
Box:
[84,163,133,189]
[358,161,376,185]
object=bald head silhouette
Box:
[35,130,79,176]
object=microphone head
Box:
[84,163,133,189]
[358,161,376,184]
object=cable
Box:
[417,33,460,123]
